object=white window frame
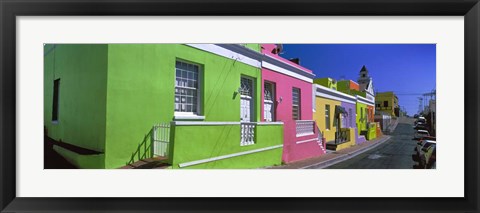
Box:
[240,75,256,122]
[263,81,275,122]
[174,59,204,120]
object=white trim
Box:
[316,92,356,104]
[296,133,315,137]
[217,44,315,80]
[173,115,206,120]
[264,54,312,74]
[256,122,284,126]
[240,95,252,99]
[296,138,319,144]
[173,121,239,126]
[262,61,313,83]
[315,84,357,102]
[186,44,315,83]
[356,95,375,106]
[185,44,261,68]
[172,121,284,126]
[178,144,284,168]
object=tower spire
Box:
[360,65,368,72]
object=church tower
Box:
[357,65,375,103]
[358,65,371,88]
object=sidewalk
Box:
[386,117,400,134]
[268,135,392,169]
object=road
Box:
[325,117,418,169]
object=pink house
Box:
[260,44,326,163]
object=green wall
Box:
[243,44,261,52]
[356,102,368,135]
[366,123,377,140]
[104,44,263,168]
[53,145,105,169]
[44,44,108,153]
[170,124,283,169]
[337,81,349,93]
[314,78,337,90]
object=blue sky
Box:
[280,44,436,116]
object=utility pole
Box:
[418,97,423,114]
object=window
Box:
[360,107,363,121]
[240,77,253,97]
[52,79,60,121]
[376,103,381,107]
[292,88,301,120]
[175,61,200,114]
[264,82,275,122]
[325,105,330,130]
[383,101,388,107]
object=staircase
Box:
[315,124,327,154]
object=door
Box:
[240,77,254,122]
[263,82,275,122]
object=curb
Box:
[301,135,392,169]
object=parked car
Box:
[418,143,436,169]
[414,129,430,140]
[415,139,435,152]
[414,123,429,131]
[413,139,436,160]
[414,117,427,125]
[420,136,436,141]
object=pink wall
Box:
[261,44,325,163]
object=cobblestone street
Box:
[325,117,418,169]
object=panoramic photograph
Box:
[43,43,436,169]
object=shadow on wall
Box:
[205,60,238,117]
[127,127,154,166]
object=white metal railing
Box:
[240,122,256,146]
[296,120,315,137]
[153,123,170,158]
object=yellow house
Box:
[313,83,357,151]
[314,96,341,142]
[375,91,399,117]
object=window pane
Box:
[292,88,301,120]
[174,61,200,113]
[240,77,253,96]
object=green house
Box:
[44,44,283,169]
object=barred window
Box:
[264,83,273,101]
[292,88,301,120]
[175,61,200,114]
[240,77,253,96]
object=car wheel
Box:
[420,160,427,169]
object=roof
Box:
[360,65,368,72]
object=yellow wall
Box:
[313,97,341,142]
[375,93,396,117]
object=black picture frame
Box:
[1,0,479,212]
